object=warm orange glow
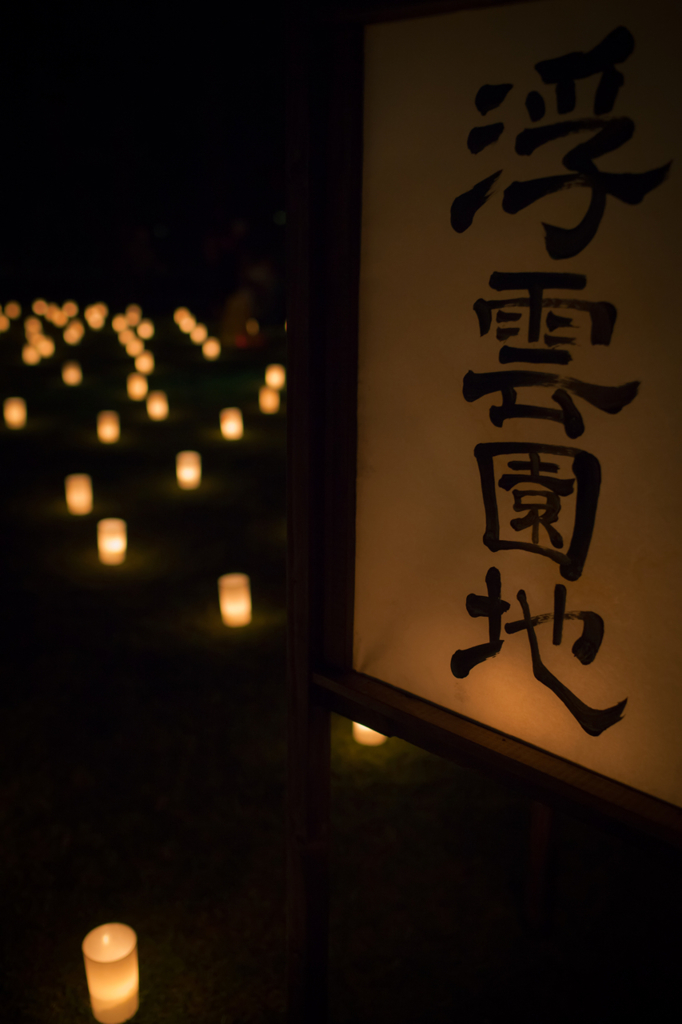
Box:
[125,304,142,326]
[0,314,10,333]
[134,350,154,375]
[265,363,286,390]
[3,397,26,429]
[95,302,108,318]
[36,335,55,357]
[125,338,144,357]
[112,314,128,333]
[127,372,148,400]
[173,307,190,324]
[146,390,168,421]
[65,473,93,515]
[178,314,196,334]
[245,317,260,336]
[62,300,79,318]
[259,386,280,414]
[63,319,85,345]
[97,519,127,566]
[220,407,243,439]
[202,338,221,361]
[22,344,40,365]
[82,922,139,1024]
[137,319,154,340]
[86,310,105,329]
[176,450,201,490]
[190,323,208,344]
[120,329,138,346]
[32,298,48,316]
[97,411,120,443]
[62,360,83,385]
[52,308,68,327]
[24,316,41,336]
[218,573,252,626]
[352,722,388,746]
[4,301,21,319]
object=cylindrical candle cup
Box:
[82,922,139,1024]
[97,411,120,444]
[219,408,243,440]
[134,351,154,375]
[218,572,252,626]
[127,373,148,401]
[4,397,26,429]
[146,391,168,421]
[265,363,286,390]
[176,451,201,490]
[258,386,279,414]
[65,473,93,515]
[62,361,83,386]
[98,519,127,565]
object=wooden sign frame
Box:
[286,0,682,1019]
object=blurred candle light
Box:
[127,372,148,400]
[52,308,69,327]
[62,300,79,318]
[259,385,279,414]
[176,450,201,490]
[173,307,190,324]
[245,317,260,337]
[95,302,109,318]
[36,335,55,358]
[125,340,144,359]
[97,519,127,565]
[218,572,252,626]
[64,319,85,345]
[82,922,139,1024]
[137,319,154,340]
[97,411,120,443]
[46,302,60,323]
[32,298,48,316]
[135,350,154,374]
[190,323,207,344]
[119,328,137,346]
[24,316,41,336]
[4,397,26,429]
[178,314,196,334]
[202,338,220,361]
[265,363,286,390]
[65,473,93,515]
[146,390,168,421]
[220,407,243,440]
[352,722,388,746]
[125,304,142,326]
[62,360,83,385]
[22,344,40,365]
[4,301,21,319]
[0,313,10,332]
[112,314,128,333]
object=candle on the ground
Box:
[62,361,83,385]
[22,344,40,365]
[220,408,243,440]
[97,519,127,565]
[352,722,388,746]
[125,304,142,326]
[135,351,154,375]
[265,363,286,390]
[190,323,207,344]
[65,474,93,515]
[176,450,201,489]
[136,319,154,340]
[4,397,26,429]
[218,573,252,626]
[82,922,139,1024]
[146,391,168,421]
[259,386,280,414]
[97,411,120,444]
[127,373,148,401]
[202,338,220,360]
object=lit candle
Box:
[125,338,144,357]
[36,335,55,357]
[0,314,9,333]
[98,518,127,565]
[97,411,120,443]
[179,314,196,334]
[219,407,243,440]
[22,344,40,365]
[352,722,388,746]
[189,323,207,344]
[62,300,79,318]
[202,338,221,361]
[259,385,280,414]
[136,318,154,340]
[4,300,21,319]
[125,304,142,326]
[63,319,85,345]
[62,360,83,385]
[176,450,201,490]
[218,572,252,626]
[65,473,93,515]
[146,390,168,421]
[134,350,154,375]
[127,372,148,401]
[82,922,139,1024]
[4,397,26,429]
[112,314,128,333]
[265,363,286,390]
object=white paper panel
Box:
[355,0,682,805]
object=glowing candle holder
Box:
[179,314,196,334]
[4,397,26,429]
[32,298,48,315]
[176,450,201,490]
[146,390,168,421]
[24,316,41,336]
[62,300,79,318]
[22,344,40,365]
[265,363,286,390]
[62,360,83,385]
[4,300,21,319]
[190,323,207,344]
[134,350,154,375]
[98,518,127,565]
[173,307,190,324]
[97,411,120,444]
[352,722,388,746]
[112,314,128,333]
[136,319,154,340]
[220,407,243,440]
[202,338,220,361]
[64,319,85,345]
[82,922,139,1024]
[259,385,280,414]
[218,573,252,626]
[127,373,148,401]
[119,328,136,345]
[65,473,93,515]
[0,314,9,332]
[125,338,144,357]
[52,308,68,327]
[36,335,55,358]
[125,304,142,326]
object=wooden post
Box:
[524,799,554,933]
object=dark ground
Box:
[0,306,680,1024]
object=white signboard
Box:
[355,0,682,805]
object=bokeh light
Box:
[202,338,221,361]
